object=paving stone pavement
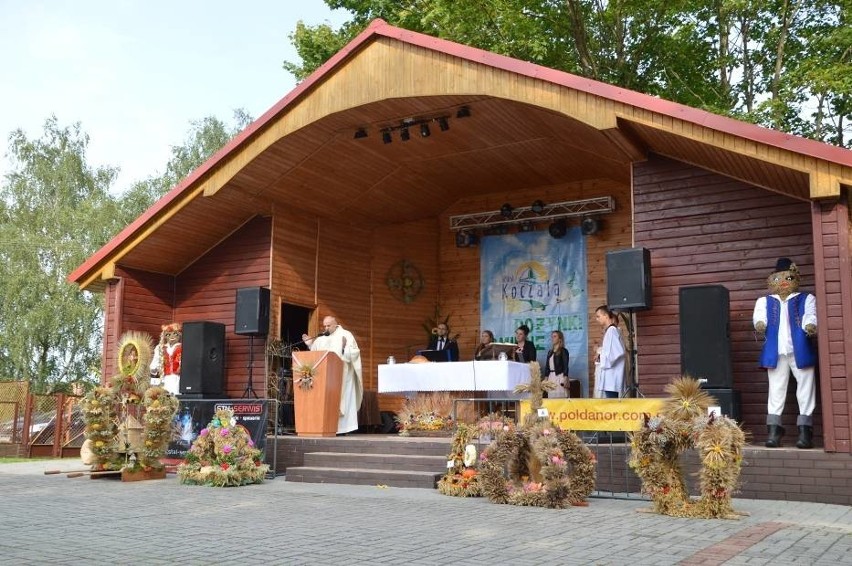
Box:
[1,461,850,565]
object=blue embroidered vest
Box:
[759,293,817,369]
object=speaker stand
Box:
[242,335,259,399]
[618,310,643,398]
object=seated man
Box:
[426,323,459,362]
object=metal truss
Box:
[449,196,615,231]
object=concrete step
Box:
[285,466,443,489]
[302,452,447,472]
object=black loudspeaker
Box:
[235,287,270,336]
[180,321,225,397]
[606,247,652,310]
[704,388,741,422]
[679,285,733,388]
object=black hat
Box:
[774,258,794,272]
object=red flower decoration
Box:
[221,462,230,470]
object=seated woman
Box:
[512,324,537,363]
[474,330,495,360]
[543,330,570,398]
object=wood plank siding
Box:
[174,216,272,399]
[633,154,819,447]
[812,195,852,452]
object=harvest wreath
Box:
[628,377,746,519]
[476,363,596,508]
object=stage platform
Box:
[266,434,852,505]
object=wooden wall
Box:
[812,193,852,453]
[633,154,817,446]
[439,178,633,385]
[105,267,175,378]
[174,216,271,398]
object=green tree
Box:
[284,0,851,147]
[0,117,118,392]
[0,110,253,392]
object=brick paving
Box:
[1,461,850,565]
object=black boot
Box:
[765,425,784,448]
[796,425,814,449]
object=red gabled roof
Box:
[69,18,851,286]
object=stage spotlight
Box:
[548,219,567,239]
[519,220,535,232]
[400,127,411,141]
[354,128,368,139]
[581,216,601,235]
[456,106,471,118]
[420,123,431,137]
[531,199,545,214]
[500,203,513,218]
[455,230,479,248]
[437,117,449,131]
[382,131,392,144]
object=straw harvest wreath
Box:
[474,363,596,508]
[81,330,178,473]
[628,377,746,519]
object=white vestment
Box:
[598,325,625,396]
[311,326,363,434]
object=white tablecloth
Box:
[378,361,531,393]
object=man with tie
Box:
[427,323,459,362]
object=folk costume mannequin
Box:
[753,258,817,449]
[302,316,363,434]
[150,323,182,395]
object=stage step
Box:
[303,452,447,472]
[285,466,443,489]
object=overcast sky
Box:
[0,0,349,192]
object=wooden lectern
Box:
[292,350,343,437]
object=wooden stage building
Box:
[70,18,852,493]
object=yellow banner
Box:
[519,398,665,431]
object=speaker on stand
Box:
[606,248,652,397]
[234,287,271,399]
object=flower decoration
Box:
[437,424,482,498]
[178,407,269,487]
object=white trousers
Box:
[546,373,568,398]
[767,353,815,417]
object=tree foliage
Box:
[284,0,851,147]
[0,111,251,392]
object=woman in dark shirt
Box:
[544,330,570,398]
[513,324,537,363]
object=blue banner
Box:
[480,229,589,396]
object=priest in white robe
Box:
[302,316,363,434]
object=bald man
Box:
[302,316,363,434]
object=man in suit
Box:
[427,323,459,362]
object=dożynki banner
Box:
[480,229,589,396]
[167,399,269,460]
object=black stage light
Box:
[382,131,392,144]
[400,127,411,141]
[519,220,535,232]
[420,123,431,137]
[581,216,601,235]
[456,106,471,118]
[354,128,368,139]
[531,199,545,214]
[500,203,513,218]
[455,230,479,248]
[548,219,567,239]
[437,117,449,131]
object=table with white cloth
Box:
[378,360,531,392]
